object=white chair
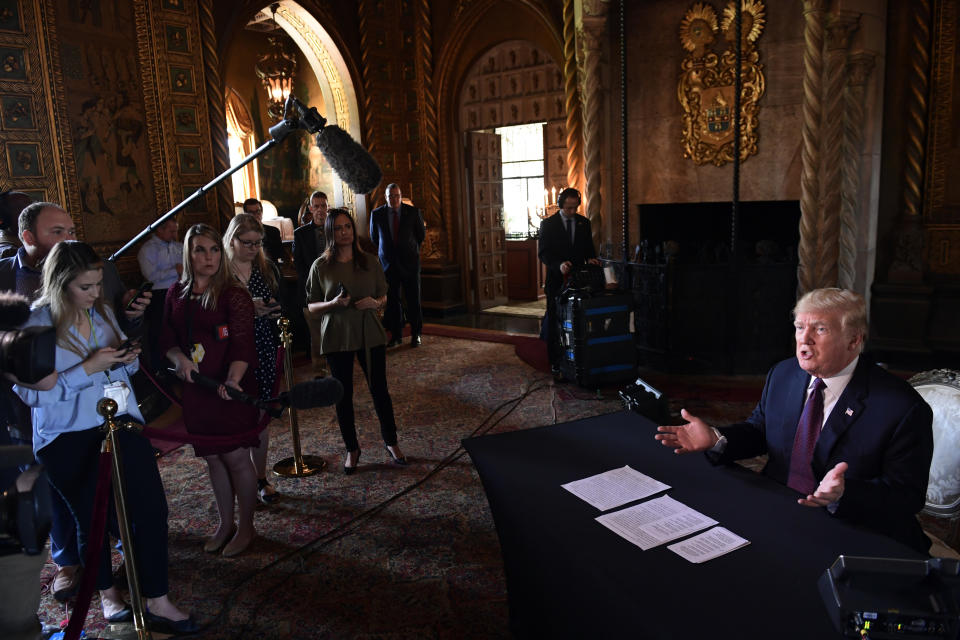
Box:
[910,369,960,521]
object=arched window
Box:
[225,87,259,203]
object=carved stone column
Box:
[562,0,585,194]
[578,1,609,249]
[821,12,860,289]
[797,0,826,294]
[838,52,874,290]
[888,0,932,283]
[199,0,231,226]
[414,0,444,258]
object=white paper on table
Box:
[667,527,751,563]
[561,465,671,511]
[595,495,718,550]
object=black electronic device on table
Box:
[818,555,960,639]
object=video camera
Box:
[0,291,56,384]
[0,447,51,557]
[0,291,56,556]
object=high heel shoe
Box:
[385,445,408,466]
[343,448,361,475]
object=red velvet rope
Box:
[64,450,113,640]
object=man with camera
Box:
[538,188,600,379]
[0,202,151,619]
[0,300,58,639]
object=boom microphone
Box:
[190,373,343,418]
[314,125,383,194]
[284,95,383,194]
[268,377,343,410]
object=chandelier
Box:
[255,3,296,119]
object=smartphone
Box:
[333,282,349,299]
[115,337,142,354]
[125,281,153,310]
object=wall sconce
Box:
[254,3,296,119]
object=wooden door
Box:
[466,131,508,309]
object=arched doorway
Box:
[222,1,367,224]
[458,40,567,310]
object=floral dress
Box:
[246,267,280,399]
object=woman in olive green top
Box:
[306,208,408,473]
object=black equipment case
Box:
[556,289,635,387]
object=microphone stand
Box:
[108,94,326,262]
[273,316,326,477]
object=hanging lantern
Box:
[254,5,296,119]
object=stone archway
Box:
[268,1,368,222]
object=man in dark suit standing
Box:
[293,191,328,377]
[243,198,284,264]
[538,187,599,376]
[369,183,425,347]
[655,288,934,553]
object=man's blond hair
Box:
[793,288,867,348]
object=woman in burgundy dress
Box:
[160,223,259,557]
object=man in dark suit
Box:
[655,288,934,553]
[293,191,328,377]
[369,183,425,347]
[243,198,284,264]
[538,187,600,375]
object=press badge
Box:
[190,342,205,364]
[103,381,131,415]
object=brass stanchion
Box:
[97,398,152,640]
[273,317,326,476]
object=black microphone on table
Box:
[271,94,383,195]
[189,373,343,419]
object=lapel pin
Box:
[845,408,854,417]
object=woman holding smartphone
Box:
[15,241,195,633]
[223,213,282,504]
[160,224,259,557]
[306,208,406,473]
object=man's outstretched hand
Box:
[655,409,719,454]
[799,461,847,507]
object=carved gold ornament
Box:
[678,0,766,166]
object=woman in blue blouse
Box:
[14,241,195,634]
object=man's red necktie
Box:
[787,377,826,495]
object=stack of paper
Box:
[561,465,670,511]
[595,495,718,551]
[667,527,751,563]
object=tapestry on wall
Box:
[677,0,766,167]
[57,0,156,243]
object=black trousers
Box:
[326,345,398,451]
[384,268,422,339]
[37,427,169,596]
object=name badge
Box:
[103,381,131,415]
[215,324,229,341]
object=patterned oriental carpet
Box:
[37,332,760,639]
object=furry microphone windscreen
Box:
[314,126,383,194]
[0,292,32,328]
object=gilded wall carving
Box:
[0,0,74,225]
[924,0,959,276]
[677,0,766,167]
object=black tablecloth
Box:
[463,410,924,639]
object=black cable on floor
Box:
[191,375,553,638]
